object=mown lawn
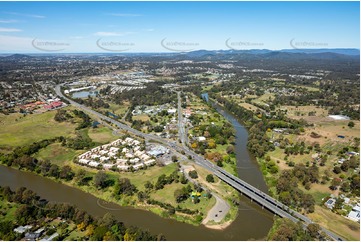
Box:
[149,181,217,214]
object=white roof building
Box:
[103,164,113,169]
[78,159,89,165]
[88,161,100,167]
[145,159,156,166]
[129,158,140,164]
[135,150,144,157]
[198,136,206,142]
[116,158,128,164]
[168,108,177,114]
[99,150,108,155]
[133,163,144,170]
[125,137,134,144]
[100,156,110,162]
[125,153,134,158]
[117,165,129,171]
[91,154,100,159]
[109,147,120,153]
[140,154,151,161]
[108,152,117,157]
[122,148,129,153]
[14,225,32,234]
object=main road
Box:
[177,91,187,147]
[55,84,343,241]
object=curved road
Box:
[55,84,343,241]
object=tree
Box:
[91,226,108,241]
[193,196,200,204]
[144,181,154,190]
[59,165,75,181]
[333,166,342,174]
[206,174,215,183]
[307,223,321,239]
[188,170,198,179]
[329,178,341,190]
[174,188,188,203]
[226,145,235,154]
[180,174,187,184]
[341,160,350,172]
[114,178,137,196]
[94,171,108,189]
[171,155,178,162]
[85,224,95,237]
[49,164,60,178]
[348,121,355,128]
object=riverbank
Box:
[0,162,218,227]
[0,164,273,241]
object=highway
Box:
[55,84,343,241]
[177,91,187,147]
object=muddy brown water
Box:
[0,99,273,240]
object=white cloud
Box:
[94,31,135,37]
[0,19,18,23]
[108,13,142,17]
[0,35,33,51]
[144,28,155,32]
[0,28,22,32]
[69,36,86,40]
[4,11,45,19]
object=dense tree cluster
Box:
[276,165,318,213]
[113,83,177,106]
[0,186,164,241]
[72,110,92,130]
[267,218,323,241]
[54,109,72,122]
[74,96,110,109]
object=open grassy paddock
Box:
[0,110,77,149]
[33,142,83,166]
[87,126,116,144]
[308,206,359,241]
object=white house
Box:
[100,156,110,162]
[78,159,89,165]
[348,204,360,222]
[145,159,156,166]
[91,154,100,159]
[99,150,108,156]
[109,147,120,153]
[133,163,144,170]
[103,164,113,169]
[117,165,129,171]
[88,161,100,167]
[198,136,206,142]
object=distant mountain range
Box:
[0,48,359,60]
[181,48,360,58]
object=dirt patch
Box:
[203,220,232,230]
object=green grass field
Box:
[0,111,77,149]
[0,199,19,221]
[87,126,116,144]
[33,143,82,166]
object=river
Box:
[0,95,273,240]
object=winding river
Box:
[0,95,273,241]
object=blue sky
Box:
[0,1,359,53]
